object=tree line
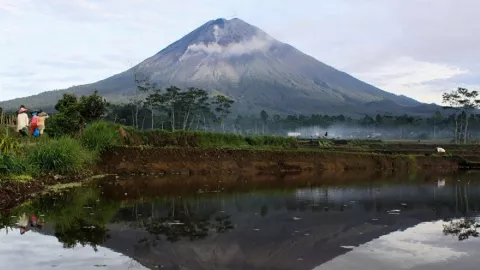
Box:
[1,84,479,143]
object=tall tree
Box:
[260,110,269,134]
[443,87,480,144]
[78,90,108,123]
[148,86,181,131]
[213,95,235,132]
[136,76,158,130]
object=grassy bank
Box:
[1,121,477,182]
[0,121,300,181]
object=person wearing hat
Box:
[37,109,49,136]
[16,106,29,136]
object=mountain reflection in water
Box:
[0,172,480,270]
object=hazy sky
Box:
[1,0,479,104]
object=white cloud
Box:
[183,36,273,59]
[1,0,479,104]
[0,228,148,269]
[352,57,469,104]
[314,220,476,270]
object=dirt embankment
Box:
[98,147,459,175]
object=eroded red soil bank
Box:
[98,147,459,175]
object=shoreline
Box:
[0,146,475,211]
[98,147,461,175]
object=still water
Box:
[1,172,480,270]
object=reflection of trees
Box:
[443,181,480,241]
[3,186,120,251]
[129,198,234,245]
[55,220,110,251]
[443,218,480,241]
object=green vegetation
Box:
[27,137,96,175]
[45,90,108,137]
[80,121,122,152]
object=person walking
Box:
[16,107,29,136]
[30,111,39,136]
[37,110,49,136]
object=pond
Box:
[1,172,480,270]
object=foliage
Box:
[78,90,109,123]
[442,87,480,144]
[443,218,480,241]
[45,111,84,138]
[147,86,212,132]
[318,138,333,147]
[213,95,234,131]
[80,121,122,153]
[244,135,297,148]
[124,128,297,148]
[0,135,20,154]
[27,137,96,175]
[46,91,108,137]
[0,154,29,176]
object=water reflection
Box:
[0,172,479,270]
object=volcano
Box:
[1,18,429,115]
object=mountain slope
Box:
[0,18,425,115]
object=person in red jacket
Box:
[29,111,38,135]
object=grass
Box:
[0,154,30,177]
[81,121,122,153]
[27,137,97,175]
[118,125,298,149]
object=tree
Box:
[136,76,159,130]
[46,91,108,137]
[213,95,235,132]
[432,110,444,139]
[78,90,108,123]
[148,86,180,131]
[48,94,84,137]
[260,110,269,134]
[443,87,480,144]
[177,88,210,130]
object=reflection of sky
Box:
[0,228,148,270]
[313,220,480,270]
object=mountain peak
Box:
[152,17,275,60]
[0,18,426,116]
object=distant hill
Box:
[1,18,436,116]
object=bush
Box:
[0,154,29,176]
[81,121,122,153]
[318,138,333,147]
[27,137,96,175]
[0,135,20,154]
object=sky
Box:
[0,228,148,269]
[1,0,479,104]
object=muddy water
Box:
[1,172,480,270]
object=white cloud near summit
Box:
[0,0,479,104]
[184,36,273,58]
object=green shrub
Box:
[81,121,122,152]
[196,132,246,147]
[27,137,96,175]
[0,135,20,154]
[0,154,29,176]
[318,138,333,147]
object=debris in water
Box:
[293,217,302,221]
[372,218,378,221]
[400,203,407,207]
[253,228,260,231]
[124,193,128,196]
[304,233,310,236]
[297,257,304,261]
